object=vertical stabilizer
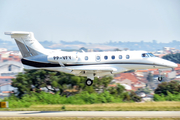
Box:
[5,31,46,58]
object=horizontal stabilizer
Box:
[4,31,30,35]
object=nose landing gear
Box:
[158,76,163,81]
[86,79,93,86]
[158,70,163,82]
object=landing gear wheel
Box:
[158,77,163,81]
[86,79,93,86]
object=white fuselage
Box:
[40,50,177,78]
[5,31,178,82]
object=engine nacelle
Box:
[48,52,77,64]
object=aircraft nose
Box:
[164,60,178,68]
[152,58,178,69]
[170,62,178,68]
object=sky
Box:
[0,0,180,43]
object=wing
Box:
[65,66,127,76]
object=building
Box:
[0,61,23,77]
[0,48,7,52]
[0,76,14,83]
[114,73,146,91]
[0,76,15,94]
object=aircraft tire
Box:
[86,79,93,86]
[158,77,163,81]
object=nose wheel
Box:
[86,79,93,86]
[158,77,163,81]
[158,69,163,82]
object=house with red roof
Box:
[0,76,14,82]
[114,73,146,91]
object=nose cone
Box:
[169,62,178,68]
[152,58,178,69]
[164,60,178,68]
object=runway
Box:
[0,111,180,117]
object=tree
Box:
[27,69,55,93]
[122,92,130,101]
[11,72,32,97]
[129,91,141,102]
[108,87,117,95]
[154,81,180,96]
[12,69,60,97]
[108,84,125,96]
[93,76,113,92]
[162,53,180,64]
[116,84,125,95]
[12,69,114,97]
[135,87,151,94]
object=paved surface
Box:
[0,111,180,117]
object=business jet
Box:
[5,31,178,86]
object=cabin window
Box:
[104,56,108,60]
[96,56,101,61]
[111,55,115,60]
[119,55,122,59]
[126,55,130,59]
[85,56,88,60]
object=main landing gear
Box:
[85,73,95,86]
[86,79,93,86]
[84,71,96,86]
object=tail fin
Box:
[5,31,46,58]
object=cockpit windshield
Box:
[142,53,149,57]
[142,53,156,58]
[148,53,156,57]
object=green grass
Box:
[154,92,180,101]
[0,101,180,111]
[3,91,124,108]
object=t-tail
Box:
[4,31,46,58]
